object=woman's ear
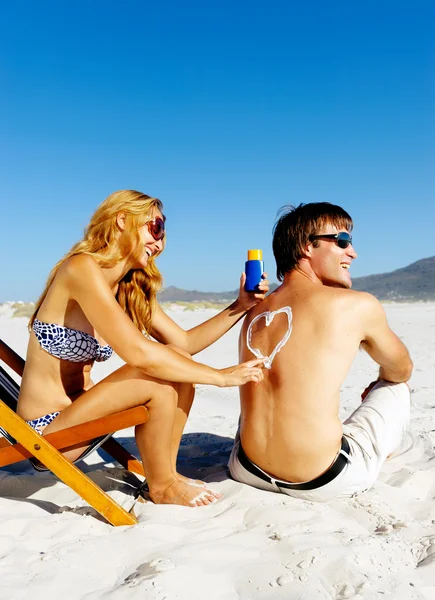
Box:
[116,212,126,231]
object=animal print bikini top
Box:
[32,319,113,363]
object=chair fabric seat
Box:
[0,365,19,444]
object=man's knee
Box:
[384,380,411,404]
[370,379,411,402]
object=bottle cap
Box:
[248,249,262,260]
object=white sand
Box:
[1,303,435,599]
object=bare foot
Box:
[149,477,222,507]
[177,473,210,488]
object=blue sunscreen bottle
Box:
[245,249,264,292]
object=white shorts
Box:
[228,381,411,502]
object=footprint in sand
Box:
[122,558,175,588]
[415,536,435,567]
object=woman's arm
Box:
[63,255,264,387]
[151,273,269,355]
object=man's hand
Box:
[361,379,379,401]
[234,272,270,313]
[362,377,411,401]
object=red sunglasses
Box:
[146,217,165,241]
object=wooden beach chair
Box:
[0,338,147,526]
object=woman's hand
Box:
[218,358,265,387]
[234,272,270,313]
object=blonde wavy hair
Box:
[30,190,165,334]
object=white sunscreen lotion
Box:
[246,306,293,369]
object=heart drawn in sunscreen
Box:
[246,306,293,369]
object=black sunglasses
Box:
[146,217,165,241]
[309,231,352,249]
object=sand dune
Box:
[1,303,434,599]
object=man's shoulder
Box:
[325,289,383,322]
[329,286,378,306]
[245,282,381,318]
[343,288,379,307]
[295,286,378,323]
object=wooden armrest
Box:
[0,405,148,465]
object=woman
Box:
[18,190,268,507]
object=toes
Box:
[188,490,217,507]
[203,487,222,500]
[184,478,223,500]
[190,497,207,507]
[182,478,223,501]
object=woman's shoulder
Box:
[57,254,102,287]
[56,254,104,290]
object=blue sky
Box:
[1,0,434,302]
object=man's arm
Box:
[359,293,413,383]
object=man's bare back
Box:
[241,273,376,482]
[230,202,412,501]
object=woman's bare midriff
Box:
[17,334,93,420]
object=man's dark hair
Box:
[272,202,353,281]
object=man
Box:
[229,202,412,502]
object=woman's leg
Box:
[42,364,218,507]
[165,345,197,474]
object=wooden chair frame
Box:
[0,339,147,526]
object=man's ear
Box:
[303,241,313,258]
[116,212,126,231]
